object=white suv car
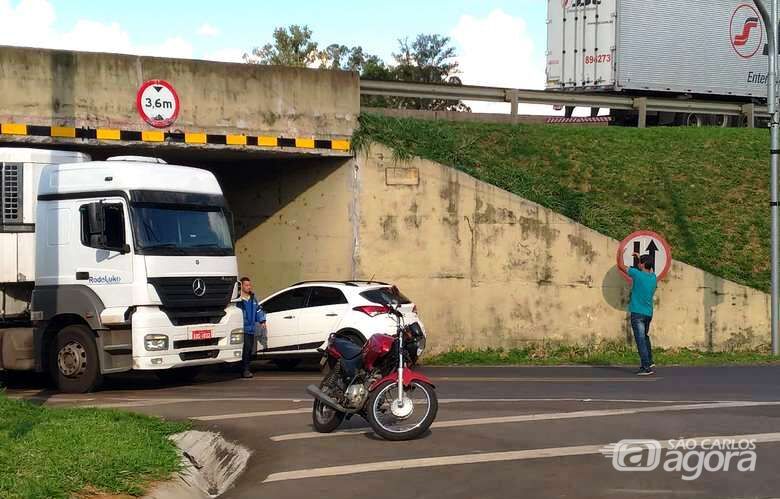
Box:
[257,281,426,368]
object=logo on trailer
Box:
[192,278,207,297]
[730,4,763,59]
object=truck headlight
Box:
[144,334,169,351]
[230,329,244,345]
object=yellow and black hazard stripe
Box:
[0,123,351,152]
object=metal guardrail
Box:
[360,80,769,127]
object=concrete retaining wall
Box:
[353,144,769,353]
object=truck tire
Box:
[51,325,102,393]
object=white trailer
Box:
[546,0,770,125]
[0,148,245,392]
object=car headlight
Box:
[144,334,169,351]
[230,328,244,345]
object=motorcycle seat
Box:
[332,337,363,360]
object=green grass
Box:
[423,341,778,366]
[0,394,189,499]
[354,114,771,291]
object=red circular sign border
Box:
[616,230,673,283]
[729,3,763,60]
[135,79,180,128]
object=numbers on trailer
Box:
[584,54,612,65]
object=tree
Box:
[244,25,319,66]
[389,34,469,111]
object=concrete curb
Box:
[144,430,251,499]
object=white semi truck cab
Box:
[0,148,244,392]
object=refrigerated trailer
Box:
[546,0,771,125]
[0,148,245,392]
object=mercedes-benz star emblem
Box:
[192,278,206,297]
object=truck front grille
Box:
[148,276,236,326]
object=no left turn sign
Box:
[616,230,672,281]
[136,79,180,128]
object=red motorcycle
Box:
[306,304,437,441]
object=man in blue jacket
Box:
[236,277,266,378]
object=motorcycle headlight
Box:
[230,328,244,345]
[144,334,169,351]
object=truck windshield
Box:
[132,205,233,256]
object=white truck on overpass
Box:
[0,148,245,392]
[546,0,771,126]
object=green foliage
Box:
[244,24,319,66]
[245,26,468,110]
[0,394,189,499]
[355,113,772,291]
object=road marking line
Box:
[263,431,780,483]
[269,400,780,442]
[192,408,311,421]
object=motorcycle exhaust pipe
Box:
[306,384,352,413]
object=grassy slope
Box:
[355,114,769,292]
[0,394,188,499]
[423,342,778,366]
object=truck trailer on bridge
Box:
[0,148,244,392]
[546,0,770,126]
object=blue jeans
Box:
[630,313,654,369]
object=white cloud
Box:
[0,0,216,62]
[451,9,601,117]
[197,23,220,37]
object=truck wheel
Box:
[51,325,102,393]
[155,366,202,384]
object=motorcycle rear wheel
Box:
[312,381,345,433]
[367,380,438,441]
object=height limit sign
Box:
[616,230,672,282]
[136,79,180,128]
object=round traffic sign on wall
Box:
[616,230,673,282]
[136,79,180,128]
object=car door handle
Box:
[325,313,338,317]
[283,315,295,319]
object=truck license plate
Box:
[192,329,212,340]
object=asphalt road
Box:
[5,363,780,499]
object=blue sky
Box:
[0,0,551,112]
[45,0,547,64]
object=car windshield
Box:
[132,205,233,256]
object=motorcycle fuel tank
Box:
[363,333,395,370]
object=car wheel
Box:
[273,359,302,370]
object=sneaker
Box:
[649,363,656,369]
[242,370,253,379]
[636,368,655,376]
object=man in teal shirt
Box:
[618,252,658,375]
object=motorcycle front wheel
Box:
[366,379,438,441]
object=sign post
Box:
[752,0,780,355]
[616,231,672,282]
